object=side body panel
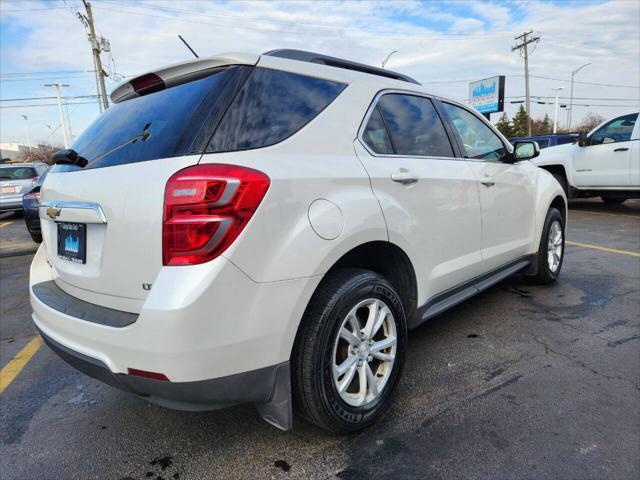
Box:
[466,160,537,271]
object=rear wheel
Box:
[601,195,626,205]
[29,232,42,243]
[292,269,407,433]
[529,207,564,285]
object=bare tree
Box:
[17,143,62,165]
[575,112,606,132]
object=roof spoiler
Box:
[263,49,421,85]
[110,53,259,104]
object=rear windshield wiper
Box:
[54,123,152,168]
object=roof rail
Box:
[262,49,421,85]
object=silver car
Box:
[0,163,48,212]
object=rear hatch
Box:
[39,57,257,312]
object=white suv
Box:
[30,50,566,433]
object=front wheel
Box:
[529,207,564,285]
[292,269,407,433]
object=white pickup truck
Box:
[532,112,639,204]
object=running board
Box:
[411,257,532,329]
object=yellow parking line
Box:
[0,336,43,394]
[570,210,639,220]
[566,240,640,258]
[0,221,12,228]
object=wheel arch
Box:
[324,241,418,322]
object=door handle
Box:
[614,147,629,152]
[480,177,495,187]
[391,171,419,185]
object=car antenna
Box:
[178,34,199,58]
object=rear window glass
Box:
[0,166,36,180]
[376,94,454,157]
[59,67,245,170]
[206,68,346,152]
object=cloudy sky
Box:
[1,0,639,147]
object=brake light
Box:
[131,73,165,96]
[24,191,40,202]
[163,164,270,266]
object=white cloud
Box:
[1,0,638,143]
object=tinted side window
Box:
[207,69,346,152]
[362,107,393,154]
[376,94,454,157]
[590,113,637,145]
[442,102,507,161]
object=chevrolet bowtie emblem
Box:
[46,206,61,219]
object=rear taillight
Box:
[24,191,40,202]
[162,164,270,266]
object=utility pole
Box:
[78,1,110,112]
[566,63,591,131]
[44,83,70,148]
[551,87,563,133]
[512,31,540,136]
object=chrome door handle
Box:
[480,177,495,187]
[391,171,419,185]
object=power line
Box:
[0,101,98,109]
[0,95,99,102]
[508,95,639,101]
[100,0,517,39]
[0,70,93,77]
[0,75,96,82]
[527,74,639,89]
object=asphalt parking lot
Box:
[1,200,639,480]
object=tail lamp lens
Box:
[24,191,41,202]
[162,164,270,266]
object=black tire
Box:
[601,196,626,205]
[292,268,407,433]
[529,207,564,285]
[551,172,568,198]
[29,231,42,243]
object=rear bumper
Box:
[39,327,288,411]
[30,244,320,428]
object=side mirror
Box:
[577,131,589,147]
[513,141,540,161]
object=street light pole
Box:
[21,114,32,160]
[381,50,397,69]
[551,87,563,133]
[566,63,591,131]
[44,83,70,148]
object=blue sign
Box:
[469,76,505,115]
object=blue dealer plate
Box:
[57,222,86,264]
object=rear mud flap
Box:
[256,362,293,431]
